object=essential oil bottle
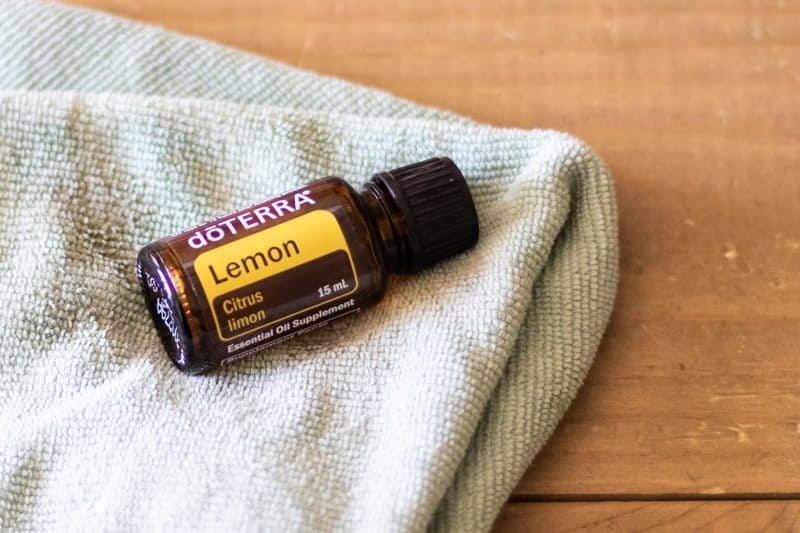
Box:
[137,157,479,374]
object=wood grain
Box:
[493,501,800,532]
[62,0,800,529]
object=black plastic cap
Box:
[371,157,479,272]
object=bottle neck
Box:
[359,181,410,273]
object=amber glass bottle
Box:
[137,157,479,374]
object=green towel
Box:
[0,1,618,531]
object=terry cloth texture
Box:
[0,1,618,531]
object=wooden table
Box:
[64,1,800,530]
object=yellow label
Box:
[194,210,358,341]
